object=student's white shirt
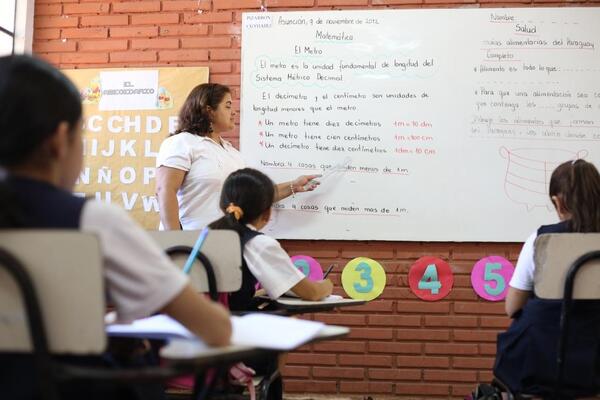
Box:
[243,224,305,299]
[509,231,537,291]
[81,201,188,323]
[156,132,245,230]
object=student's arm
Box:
[275,174,321,201]
[505,287,530,317]
[505,231,537,317]
[290,278,333,301]
[156,166,185,230]
[161,284,231,346]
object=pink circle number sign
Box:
[471,256,514,301]
[409,256,454,301]
[291,255,323,281]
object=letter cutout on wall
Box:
[290,255,323,281]
[409,256,453,301]
[470,255,514,301]
[341,257,386,301]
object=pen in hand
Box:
[323,264,335,279]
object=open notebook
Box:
[106,313,325,351]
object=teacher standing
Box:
[156,83,319,230]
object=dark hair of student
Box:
[0,54,82,227]
[173,83,230,137]
[549,159,600,232]
[209,168,275,234]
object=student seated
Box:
[208,168,333,311]
[0,55,231,399]
[494,159,600,398]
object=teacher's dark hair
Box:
[0,54,82,226]
[173,83,230,137]
[209,168,275,235]
[549,159,600,232]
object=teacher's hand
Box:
[292,174,321,192]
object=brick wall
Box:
[32,1,594,398]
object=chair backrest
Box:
[534,233,600,300]
[0,231,106,354]
[147,230,242,293]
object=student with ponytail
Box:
[493,159,600,398]
[0,55,231,399]
[209,168,333,311]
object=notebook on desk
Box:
[260,294,366,308]
[106,313,326,351]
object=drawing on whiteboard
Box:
[499,147,588,211]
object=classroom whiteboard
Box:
[240,8,600,242]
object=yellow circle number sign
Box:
[341,257,386,301]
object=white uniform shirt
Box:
[156,132,245,230]
[243,225,305,299]
[81,201,188,323]
[509,231,537,291]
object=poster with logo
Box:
[63,67,209,229]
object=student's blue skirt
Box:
[494,299,600,398]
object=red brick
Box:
[340,354,392,367]
[110,26,159,38]
[479,370,495,382]
[35,4,62,16]
[159,25,207,38]
[62,27,108,39]
[341,245,395,259]
[396,300,451,314]
[344,299,394,313]
[213,0,262,9]
[481,316,511,329]
[131,13,179,25]
[79,40,128,52]
[424,369,477,382]
[454,301,506,315]
[314,313,366,326]
[314,340,366,353]
[396,383,451,396]
[33,40,76,53]
[368,341,421,354]
[369,368,421,381]
[425,343,478,355]
[424,315,478,327]
[181,37,231,48]
[159,49,209,62]
[264,0,315,5]
[372,0,422,4]
[183,11,233,24]
[63,3,110,14]
[211,24,241,35]
[453,356,495,369]
[396,328,450,341]
[131,38,179,50]
[347,327,393,340]
[60,52,108,64]
[287,353,336,365]
[397,355,450,368]
[112,1,161,13]
[284,380,337,393]
[368,315,421,327]
[340,381,393,394]
[110,51,157,63]
[161,0,212,11]
[80,15,128,27]
[280,365,309,378]
[380,287,413,299]
[313,366,364,379]
[448,288,479,300]
[34,29,61,40]
[480,343,498,355]
[453,329,499,342]
[35,16,78,29]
